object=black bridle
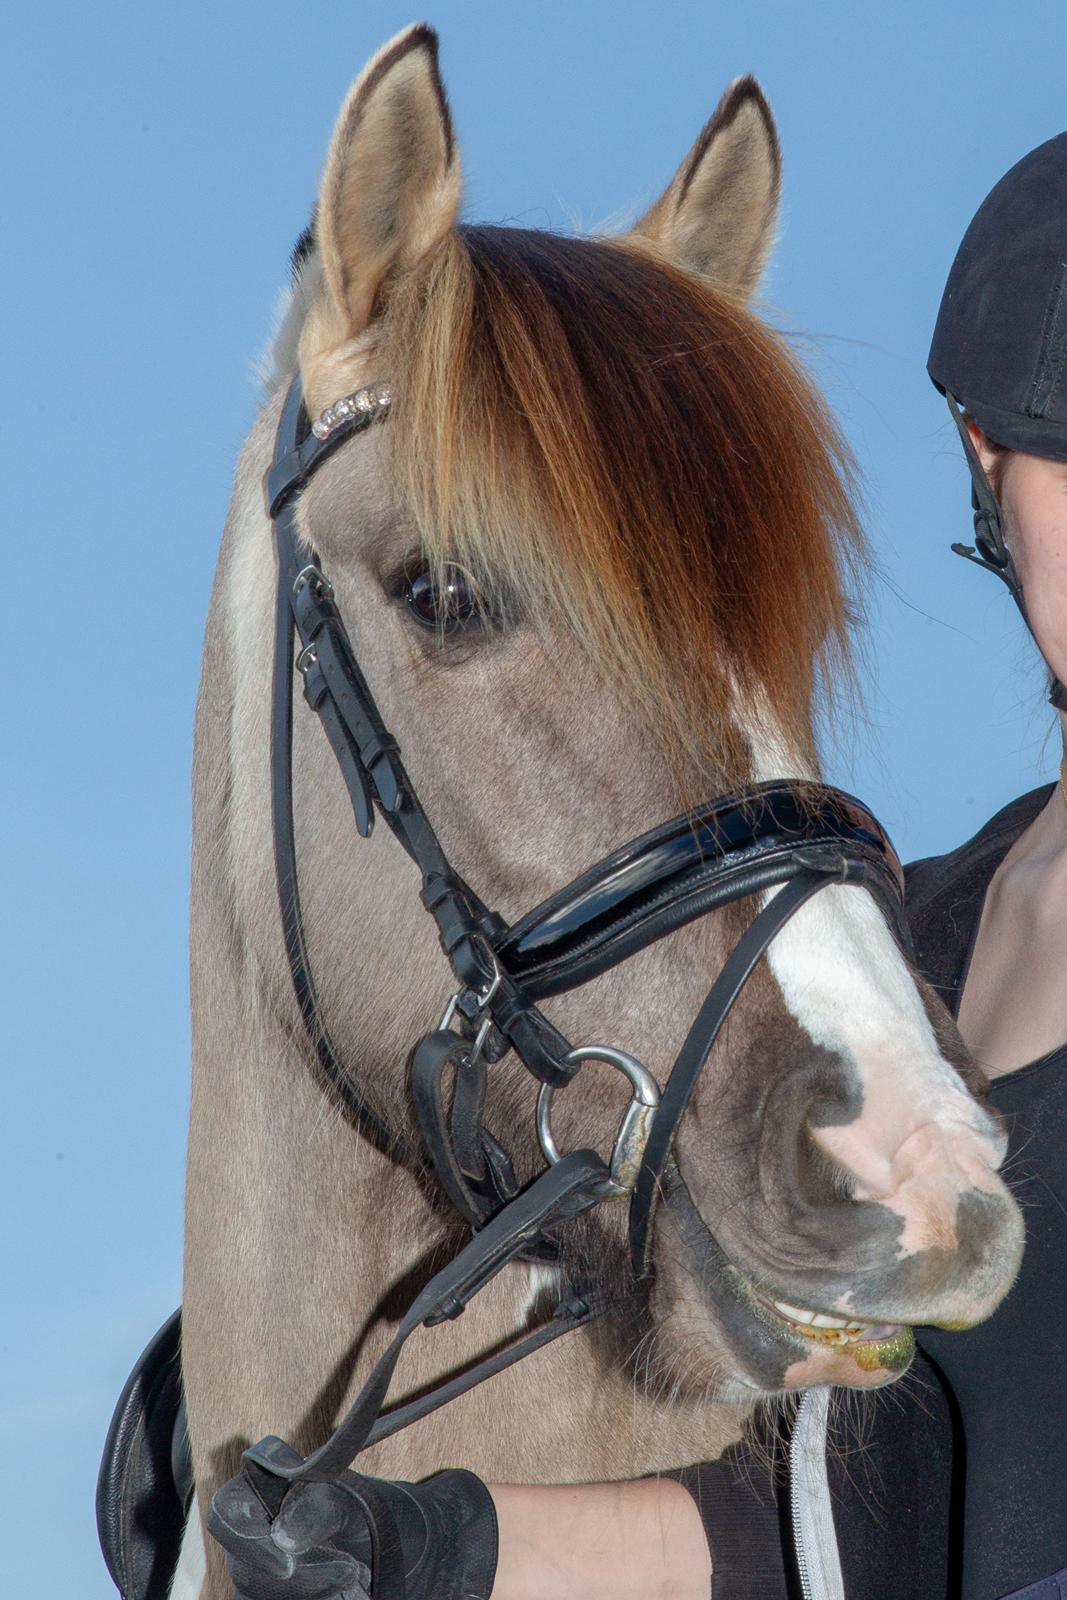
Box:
[248,372,909,1512]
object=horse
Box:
[178,25,1024,1598]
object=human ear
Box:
[965,418,1006,483]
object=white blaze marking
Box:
[518,1261,562,1323]
[747,724,1004,1203]
[170,1508,206,1600]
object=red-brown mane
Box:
[387,224,863,784]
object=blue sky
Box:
[4,2,1065,1592]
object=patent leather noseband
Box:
[497,785,901,998]
[256,372,908,1483]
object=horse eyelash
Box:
[381,548,430,601]
[384,550,518,636]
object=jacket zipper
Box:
[790,1390,817,1600]
[788,1387,845,1600]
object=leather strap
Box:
[410,1032,499,1227]
[630,866,853,1276]
[362,1288,593,1447]
[271,485,400,1150]
[497,787,906,1000]
[944,390,1020,590]
[944,392,1067,711]
[243,1149,615,1508]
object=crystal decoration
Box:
[312,384,393,440]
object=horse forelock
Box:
[381,224,865,788]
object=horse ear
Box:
[301,25,460,368]
[629,78,780,300]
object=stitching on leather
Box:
[1027,258,1067,417]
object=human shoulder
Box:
[905,785,1054,916]
[903,786,1054,997]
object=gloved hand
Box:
[207,1436,498,1600]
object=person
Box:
[208,132,1067,1600]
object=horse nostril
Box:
[756,1053,865,1211]
[794,1124,855,1208]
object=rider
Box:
[206,132,1067,1600]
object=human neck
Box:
[1050,715,1067,851]
[954,735,1067,1075]
[993,725,1067,890]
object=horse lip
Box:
[659,1176,913,1368]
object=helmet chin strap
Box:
[944,392,1067,713]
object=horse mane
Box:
[298,224,865,786]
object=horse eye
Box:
[404,564,480,632]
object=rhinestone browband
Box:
[312,384,393,441]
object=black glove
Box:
[207,1436,498,1600]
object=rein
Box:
[252,372,909,1508]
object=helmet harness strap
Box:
[944,392,1067,713]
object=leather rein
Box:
[248,372,909,1511]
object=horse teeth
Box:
[772,1300,815,1324]
[769,1298,877,1339]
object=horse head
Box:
[186,34,1023,1561]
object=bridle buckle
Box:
[438,956,503,1070]
[293,564,333,599]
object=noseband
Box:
[253,371,908,1500]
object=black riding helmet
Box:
[928,131,1067,709]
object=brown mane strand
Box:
[385,224,864,787]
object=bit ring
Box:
[537,1046,660,1197]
